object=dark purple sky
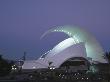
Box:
[0,0,110,60]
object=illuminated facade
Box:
[41,26,107,63]
[22,38,88,70]
[22,26,108,70]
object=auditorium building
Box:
[21,26,108,72]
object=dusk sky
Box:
[0,0,110,60]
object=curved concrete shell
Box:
[22,26,108,70]
[41,26,108,63]
[22,38,87,69]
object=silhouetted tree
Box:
[0,55,13,76]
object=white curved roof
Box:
[22,38,87,69]
[45,38,79,58]
[47,42,87,68]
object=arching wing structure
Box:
[41,25,107,63]
[22,25,108,70]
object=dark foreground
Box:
[0,71,110,82]
[0,79,110,82]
